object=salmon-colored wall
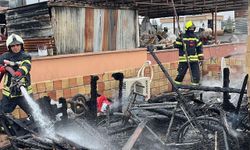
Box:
[30,43,245,83]
[147,43,246,64]
[31,48,147,82]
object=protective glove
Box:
[198,55,204,61]
[4,60,20,66]
[14,71,22,77]
[0,66,5,74]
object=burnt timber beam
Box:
[222,68,234,111]
[235,74,249,114]
[178,85,247,94]
[122,119,148,150]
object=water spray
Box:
[10,76,57,138]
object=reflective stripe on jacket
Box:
[0,51,32,97]
[175,32,203,62]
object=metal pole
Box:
[177,84,246,94]
[215,7,218,44]
[236,74,249,114]
[173,16,176,35]
[212,12,214,36]
[222,68,231,107]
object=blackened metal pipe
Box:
[90,75,99,117]
[112,72,124,112]
[222,68,235,111]
[177,84,246,94]
[235,74,248,114]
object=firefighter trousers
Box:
[0,95,32,115]
[175,62,200,84]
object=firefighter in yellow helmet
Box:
[0,33,32,115]
[174,21,204,85]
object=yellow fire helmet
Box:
[185,21,196,31]
[6,33,24,47]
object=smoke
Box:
[201,74,245,106]
[200,79,223,103]
[108,89,122,112]
[229,73,246,106]
[221,55,246,106]
[109,91,145,113]
[201,74,246,106]
[201,56,246,106]
[108,89,141,112]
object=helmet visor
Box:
[9,40,22,46]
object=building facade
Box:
[160,14,224,34]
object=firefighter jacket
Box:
[174,31,203,62]
[0,51,32,97]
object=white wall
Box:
[161,19,222,34]
[26,0,48,5]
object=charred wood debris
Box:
[0,47,250,149]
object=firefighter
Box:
[174,21,204,85]
[0,33,32,115]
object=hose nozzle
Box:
[9,76,27,96]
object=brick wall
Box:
[2,57,246,118]
[29,57,245,99]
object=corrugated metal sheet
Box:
[116,9,138,50]
[85,8,94,52]
[93,9,104,52]
[6,2,53,38]
[51,6,85,54]
[52,6,138,54]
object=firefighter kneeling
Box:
[174,21,204,86]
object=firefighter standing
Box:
[0,33,32,115]
[174,21,204,85]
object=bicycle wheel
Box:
[176,116,238,150]
[70,94,89,117]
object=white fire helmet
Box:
[6,33,24,47]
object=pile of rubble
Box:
[0,49,250,150]
[139,17,176,49]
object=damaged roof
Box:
[50,0,248,18]
[134,0,248,18]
